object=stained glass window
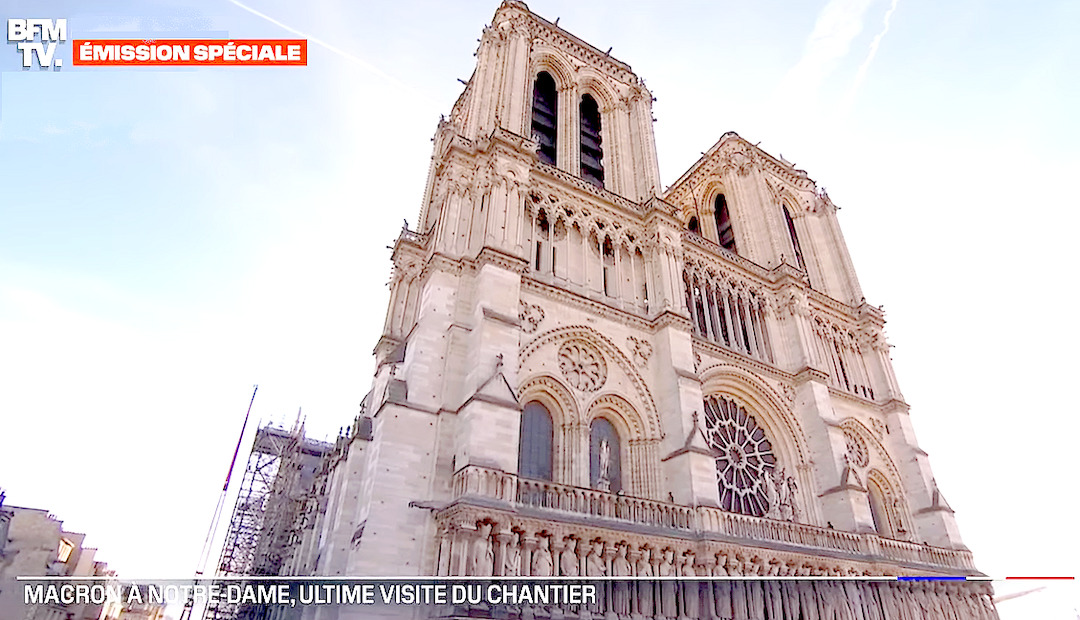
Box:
[519,402,553,480]
[702,396,777,517]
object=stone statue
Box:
[713,552,733,620]
[782,561,801,620]
[597,439,612,491]
[503,530,521,577]
[763,468,782,519]
[658,548,677,619]
[843,567,866,620]
[778,471,800,522]
[469,522,494,576]
[892,497,908,537]
[764,558,783,620]
[680,551,700,619]
[612,543,633,616]
[636,546,654,617]
[746,556,765,620]
[560,536,580,576]
[585,539,607,614]
[531,535,553,577]
[728,554,748,620]
[796,564,819,620]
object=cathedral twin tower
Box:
[306,2,997,618]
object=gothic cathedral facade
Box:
[309,2,998,618]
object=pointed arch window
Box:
[715,194,737,252]
[867,480,891,537]
[579,94,604,188]
[531,72,558,166]
[589,418,621,493]
[783,206,806,271]
[518,402,553,481]
[688,216,701,235]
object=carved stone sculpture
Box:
[559,536,579,576]
[636,547,654,617]
[469,522,494,576]
[680,551,700,619]
[658,548,677,619]
[612,543,632,616]
[531,535,553,577]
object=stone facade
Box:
[306,2,998,619]
[0,501,113,620]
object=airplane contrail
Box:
[841,0,900,113]
[225,0,421,98]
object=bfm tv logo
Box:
[8,19,67,69]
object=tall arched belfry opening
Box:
[307,2,998,618]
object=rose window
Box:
[558,340,607,392]
[702,396,777,517]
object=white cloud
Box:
[782,0,876,95]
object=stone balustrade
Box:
[448,465,975,573]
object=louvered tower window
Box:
[531,72,558,166]
[579,94,604,188]
[688,216,700,235]
[783,206,806,270]
[715,194,737,252]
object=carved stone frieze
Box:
[626,336,653,367]
[871,418,887,438]
[780,383,796,404]
[518,300,545,334]
[719,146,756,177]
[843,428,870,469]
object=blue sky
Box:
[1,0,1077,617]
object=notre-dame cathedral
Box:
[300,2,1000,618]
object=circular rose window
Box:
[702,396,777,517]
[558,340,607,392]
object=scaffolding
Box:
[205,424,332,620]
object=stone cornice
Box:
[460,390,523,413]
[673,367,700,382]
[693,337,790,383]
[660,444,716,462]
[828,385,883,408]
[663,132,742,203]
[642,196,681,222]
[881,398,910,415]
[792,365,831,386]
[664,132,818,206]
[481,305,522,328]
[753,149,816,192]
[482,126,539,164]
[651,309,693,332]
[533,161,644,217]
[521,276,653,330]
[510,6,638,85]
[682,232,773,282]
[476,246,529,274]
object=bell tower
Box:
[309,3,998,619]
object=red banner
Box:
[72,39,307,66]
